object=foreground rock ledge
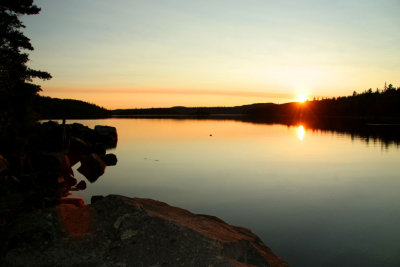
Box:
[1,195,288,267]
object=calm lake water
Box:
[66,118,399,267]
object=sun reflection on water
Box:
[298,125,305,141]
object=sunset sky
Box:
[24,0,400,109]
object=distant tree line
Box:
[112,85,400,124]
[33,96,110,119]
[31,83,400,123]
[113,106,243,116]
[307,84,400,119]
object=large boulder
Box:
[70,123,92,141]
[1,195,288,267]
[77,153,106,183]
[102,153,117,166]
[94,125,118,148]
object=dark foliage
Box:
[113,86,400,123]
[244,86,400,123]
[33,96,111,119]
[0,0,51,149]
[309,85,400,119]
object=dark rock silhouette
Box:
[94,125,118,148]
[102,153,118,166]
[0,195,289,267]
[77,153,106,183]
[0,121,118,224]
[74,180,87,191]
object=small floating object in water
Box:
[209,134,213,136]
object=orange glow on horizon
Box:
[40,85,298,109]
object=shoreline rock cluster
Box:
[1,194,289,267]
[1,121,289,266]
[0,121,118,223]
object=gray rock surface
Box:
[1,195,289,267]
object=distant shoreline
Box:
[40,113,400,127]
[36,87,400,126]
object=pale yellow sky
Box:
[25,0,400,109]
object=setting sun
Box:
[296,93,308,103]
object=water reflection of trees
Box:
[110,85,400,148]
[241,117,400,149]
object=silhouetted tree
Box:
[0,0,51,153]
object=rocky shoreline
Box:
[1,121,288,266]
[1,194,288,267]
[0,121,118,223]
